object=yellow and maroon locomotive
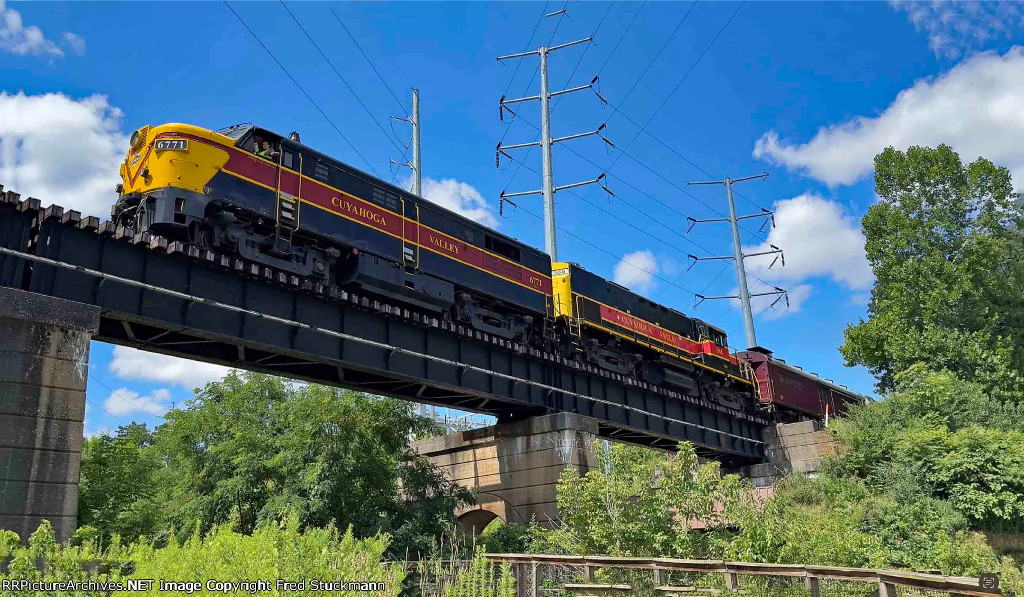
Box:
[113,122,755,411]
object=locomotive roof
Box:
[222,123,544,261]
[561,260,728,338]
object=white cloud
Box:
[891,1,1023,59]
[63,31,85,55]
[109,346,232,391]
[419,177,498,227]
[613,250,659,295]
[754,48,1024,189]
[0,0,63,56]
[104,387,171,418]
[717,194,869,323]
[847,292,871,307]
[744,194,872,292]
[0,92,127,217]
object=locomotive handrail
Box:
[274,141,284,219]
[401,197,407,265]
[295,153,303,229]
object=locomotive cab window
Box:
[314,161,329,181]
[485,235,520,262]
[281,150,297,170]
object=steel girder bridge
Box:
[0,188,767,464]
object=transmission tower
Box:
[495,19,612,260]
[390,88,422,196]
[687,173,787,349]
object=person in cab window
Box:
[256,140,279,160]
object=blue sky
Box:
[3,0,1024,436]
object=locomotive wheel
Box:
[190,222,215,250]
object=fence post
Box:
[725,571,738,591]
[531,561,540,597]
[584,564,594,582]
[878,580,897,597]
[516,563,529,597]
[652,566,663,587]
[804,574,820,597]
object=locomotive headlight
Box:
[130,128,146,151]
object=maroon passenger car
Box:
[738,347,869,421]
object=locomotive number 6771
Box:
[113,122,756,412]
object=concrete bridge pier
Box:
[0,288,99,543]
[413,413,599,533]
[416,416,838,533]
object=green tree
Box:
[841,144,1024,400]
[78,423,160,544]
[77,372,471,557]
[151,372,472,557]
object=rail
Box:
[485,554,1003,597]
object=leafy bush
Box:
[476,519,542,554]
[826,364,1024,532]
[439,552,515,597]
[548,441,751,559]
[0,518,403,596]
[125,517,403,595]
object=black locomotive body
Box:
[114,123,552,345]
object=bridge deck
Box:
[0,189,766,463]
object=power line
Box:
[614,1,698,112]
[499,1,551,101]
[512,198,701,300]
[223,1,383,179]
[497,1,571,146]
[86,397,129,426]
[592,1,769,228]
[502,150,768,318]
[499,3,615,207]
[501,3,766,242]
[566,2,769,221]
[330,8,409,117]
[505,111,776,303]
[280,2,407,158]
[339,7,418,187]
[723,296,788,351]
[500,152,700,298]
[606,0,747,172]
[594,1,646,77]
[555,2,613,109]
[598,0,768,233]
[602,96,766,214]
[511,112,771,261]
[89,373,167,421]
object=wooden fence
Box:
[485,554,1003,597]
